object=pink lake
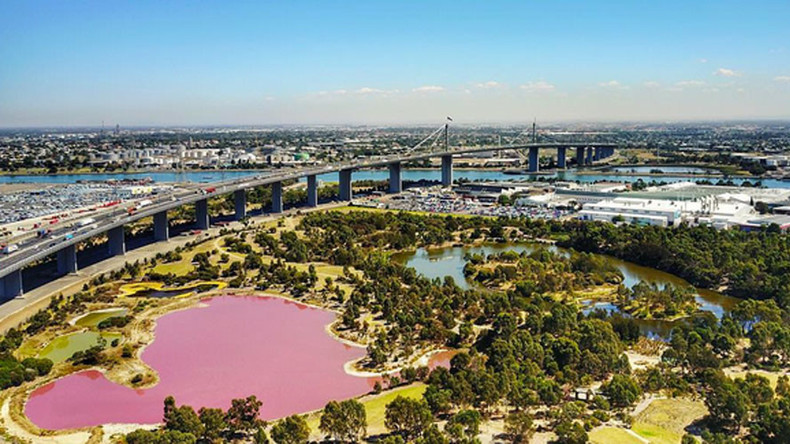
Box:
[25,295,377,430]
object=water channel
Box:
[0,168,785,188]
[393,243,739,339]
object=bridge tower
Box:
[234,189,247,220]
[306,175,318,207]
[271,182,283,213]
[388,162,402,193]
[339,169,353,201]
[57,245,78,275]
[108,226,126,256]
[528,147,540,173]
[441,155,453,186]
[557,146,567,169]
[154,211,169,241]
[0,271,23,302]
[195,199,210,230]
[575,147,585,166]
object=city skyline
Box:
[1,0,790,126]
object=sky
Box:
[1,0,789,127]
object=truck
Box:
[36,228,52,238]
[2,244,18,255]
[76,218,96,228]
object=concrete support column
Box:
[557,147,567,169]
[388,162,402,193]
[441,155,453,186]
[271,182,283,213]
[306,175,318,207]
[0,270,23,301]
[585,147,593,165]
[528,146,540,173]
[154,211,169,241]
[234,189,247,220]
[339,169,353,201]
[108,226,126,256]
[576,147,585,166]
[57,244,78,275]
[195,198,209,230]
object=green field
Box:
[631,398,707,444]
[305,383,427,438]
[590,427,646,444]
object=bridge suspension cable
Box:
[407,123,449,154]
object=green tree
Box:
[198,407,227,440]
[602,374,642,408]
[270,415,310,444]
[226,395,263,434]
[385,396,433,439]
[504,411,534,443]
[554,420,588,444]
[319,399,367,441]
[445,409,482,441]
[163,396,204,438]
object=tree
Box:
[125,429,197,444]
[504,411,535,443]
[602,374,642,408]
[554,420,588,444]
[704,372,749,432]
[445,409,482,441]
[320,399,367,441]
[198,407,227,440]
[385,396,433,439]
[226,395,263,434]
[162,397,204,438]
[270,415,311,444]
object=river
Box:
[393,243,739,339]
[1,168,786,188]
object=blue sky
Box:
[1,1,789,126]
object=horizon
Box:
[2,1,789,126]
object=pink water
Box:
[25,295,377,430]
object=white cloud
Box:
[355,87,384,94]
[643,81,661,88]
[699,58,708,63]
[714,68,740,77]
[412,85,445,93]
[774,76,790,83]
[675,80,706,87]
[519,81,555,92]
[597,80,629,90]
[316,89,348,96]
[475,81,502,89]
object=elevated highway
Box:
[0,141,617,299]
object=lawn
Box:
[631,398,707,444]
[304,383,427,439]
[727,369,787,388]
[590,427,646,444]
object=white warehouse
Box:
[578,197,755,228]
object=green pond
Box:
[73,308,128,327]
[38,331,123,363]
[127,283,220,298]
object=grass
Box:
[631,398,707,444]
[304,383,427,439]
[727,369,787,388]
[590,427,646,444]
